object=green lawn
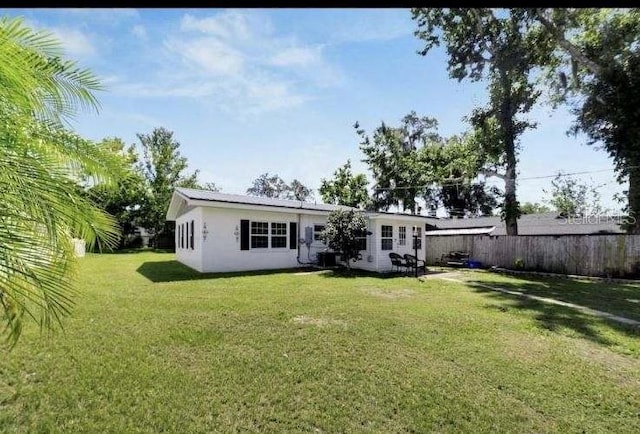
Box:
[1,253,639,433]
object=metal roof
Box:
[169,188,450,222]
[174,188,356,213]
[425,226,496,236]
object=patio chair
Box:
[389,252,409,274]
[404,253,427,275]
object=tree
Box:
[137,127,199,247]
[287,179,312,201]
[357,113,439,213]
[357,111,498,217]
[440,181,501,218]
[0,17,120,345]
[544,172,603,217]
[526,9,640,232]
[200,182,220,192]
[86,137,147,249]
[520,202,552,214]
[319,160,371,209]
[320,210,369,269]
[413,9,543,234]
[246,173,290,199]
[417,133,499,217]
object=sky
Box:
[2,8,626,214]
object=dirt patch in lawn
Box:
[554,337,640,388]
[362,287,416,299]
[291,315,347,327]
[501,332,552,365]
[426,271,468,281]
[571,338,640,372]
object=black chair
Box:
[389,252,409,274]
[404,254,427,275]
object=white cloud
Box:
[119,10,343,115]
[55,8,139,21]
[48,27,95,57]
[180,11,259,41]
[165,36,244,76]
[131,24,147,40]
[269,46,321,67]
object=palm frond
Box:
[0,16,102,125]
[0,17,119,346]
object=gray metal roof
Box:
[433,212,625,235]
[426,227,496,236]
[176,188,356,213]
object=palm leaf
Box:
[0,17,119,347]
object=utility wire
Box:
[372,165,638,191]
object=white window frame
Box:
[313,224,326,242]
[270,222,288,249]
[398,226,406,246]
[249,221,289,250]
[412,226,423,250]
[250,221,269,249]
[381,225,393,251]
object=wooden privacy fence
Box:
[425,234,640,278]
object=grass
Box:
[1,253,639,433]
[457,269,640,321]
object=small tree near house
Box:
[321,210,369,269]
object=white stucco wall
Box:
[173,204,427,274]
[297,214,330,265]
[371,218,426,273]
[201,207,302,273]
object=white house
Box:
[166,188,435,273]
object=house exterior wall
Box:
[175,207,203,272]
[297,214,330,265]
[201,207,303,273]
[173,204,427,274]
[349,218,378,272]
[371,218,426,273]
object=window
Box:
[355,236,367,251]
[271,222,287,248]
[185,222,189,250]
[190,220,194,249]
[251,221,269,248]
[313,224,325,241]
[381,225,393,251]
[177,224,181,249]
[398,226,406,246]
[412,226,423,250]
[181,223,185,249]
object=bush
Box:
[320,210,369,269]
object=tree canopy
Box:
[520,202,552,215]
[544,173,603,217]
[136,127,199,247]
[530,9,640,232]
[86,137,147,249]
[246,173,313,201]
[412,8,544,233]
[319,160,370,209]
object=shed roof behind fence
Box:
[425,227,496,236]
[433,213,625,235]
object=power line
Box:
[372,165,638,191]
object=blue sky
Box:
[3,8,626,213]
